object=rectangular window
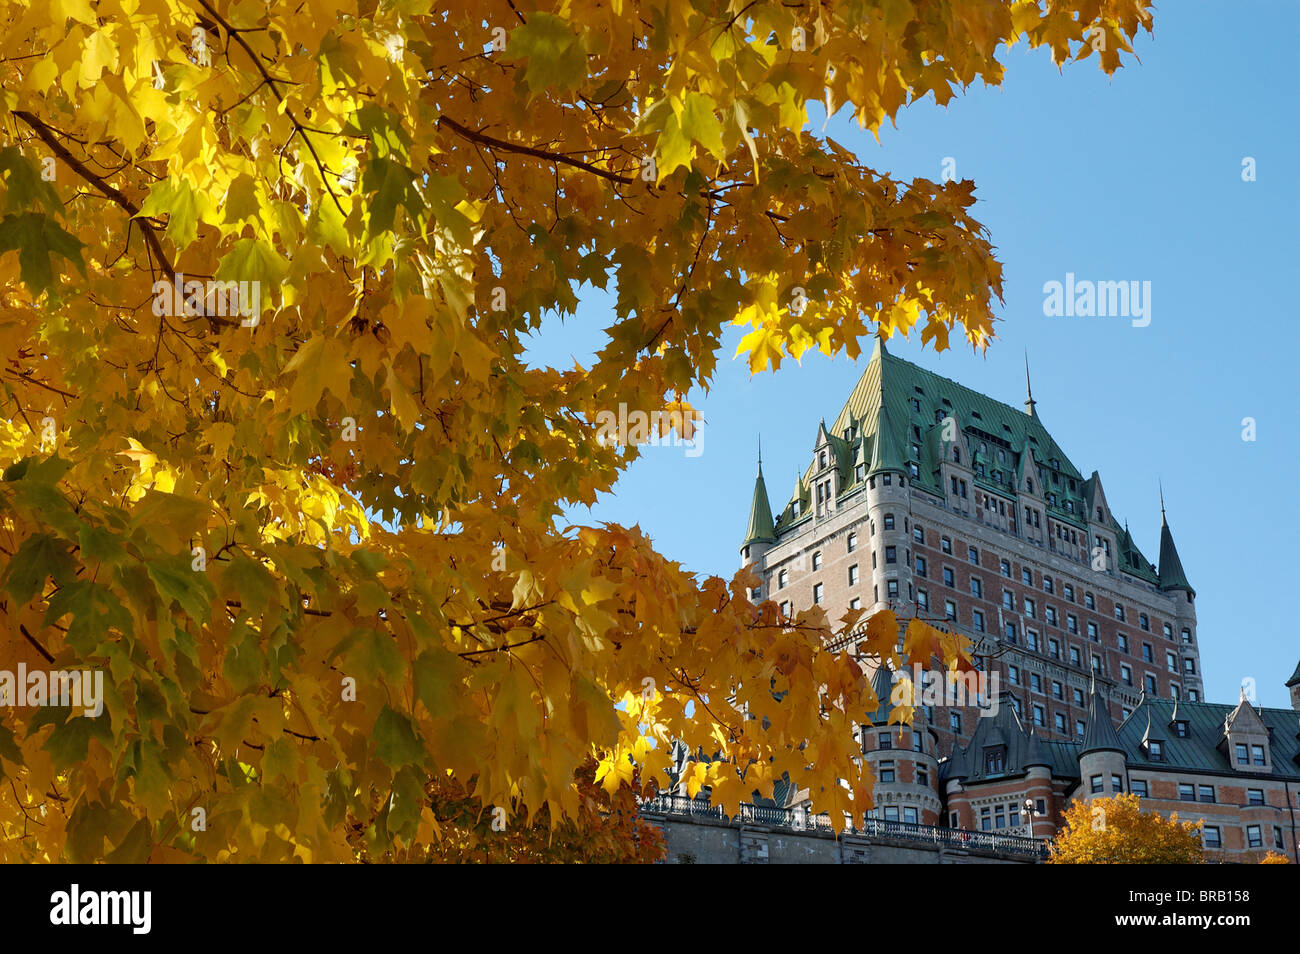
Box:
[904,806,919,825]
[941,537,952,554]
[1052,680,1063,699]
[1064,584,1074,601]
[885,545,897,564]
[1032,704,1045,727]
[1114,604,1125,621]
[945,600,957,621]
[1121,664,1132,686]
[879,731,892,750]
[813,582,824,605]
[848,564,859,586]
[1235,742,1249,763]
[970,577,982,598]
[1008,665,1020,686]
[1166,651,1177,673]
[1004,621,1018,643]
[812,551,823,570]
[1178,784,1194,801]
[1054,712,1066,732]
[848,532,858,552]
[1085,592,1095,610]
[1117,633,1128,653]
[1198,785,1216,803]
[1026,630,1039,651]
[972,609,985,632]
[879,761,895,783]
[917,590,929,611]
[1002,589,1014,610]
[1091,775,1103,794]
[1021,568,1033,586]
[943,567,955,587]
[1139,613,1149,632]
[1087,621,1099,641]
[968,546,979,566]
[1148,740,1163,761]
[913,526,924,544]
[1247,825,1263,849]
[849,597,861,610]
[1000,559,1011,578]
[1203,827,1221,849]
[1112,774,1123,793]
[949,712,961,733]
[1131,779,1148,797]
[1045,606,1057,626]
[1252,744,1266,766]
[1248,789,1265,806]
[887,579,900,598]
[1075,719,1086,738]
[1049,638,1060,660]
[1069,646,1080,667]
[1142,643,1154,663]
[1144,673,1156,693]
[883,514,895,530]
[1024,598,1036,619]
[915,555,927,577]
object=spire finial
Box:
[1159,479,1167,524]
[757,434,762,471]
[1024,350,1037,415]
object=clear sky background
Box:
[524,2,1300,709]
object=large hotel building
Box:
[734,340,1300,861]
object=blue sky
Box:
[525,2,1300,709]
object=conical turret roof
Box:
[1081,682,1124,756]
[1157,503,1194,596]
[742,452,775,546]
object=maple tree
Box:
[1048,794,1204,865]
[0,0,1153,861]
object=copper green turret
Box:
[867,344,906,476]
[1157,495,1194,597]
[743,443,775,545]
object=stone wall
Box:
[646,811,1035,865]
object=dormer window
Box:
[1172,721,1189,738]
[819,451,827,468]
[984,746,1006,774]
[1147,740,1164,761]
[952,448,961,463]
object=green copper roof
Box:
[1286,659,1300,688]
[774,339,1096,527]
[765,344,1167,577]
[1118,523,1159,585]
[1080,683,1124,756]
[1157,514,1194,595]
[743,459,776,545]
[1119,697,1300,780]
[867,665,896,724]
[867,392,907,475]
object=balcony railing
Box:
[641,793,1050,859]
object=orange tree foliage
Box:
[1048,794,1204,865]
[0,0,1153,861]
[1259,851,1290,864]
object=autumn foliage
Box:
[0,0,1153,861]
[1048,794,1205,865]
